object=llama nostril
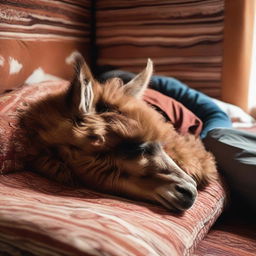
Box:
[175,184,194,200]
[175,184,196,209]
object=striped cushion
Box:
[0,80,69,174]
[96,0,224,98]
[0,80,227,255]
[0,172,226,256]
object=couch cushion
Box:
[0,171,226,256]
[0,80,69,174]
[0,80,227,255]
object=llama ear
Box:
[123,59,153,99]
[68,55,95,113]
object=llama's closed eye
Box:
[116,141,147,159]
[116,141,163,160]
[142,142,162,156]
[96,101,116,113]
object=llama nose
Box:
[175,184,194,199]
[175,184,197,209]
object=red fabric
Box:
[0,80,70,174]
[143,89,203,137]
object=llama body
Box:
[20,57,217,211]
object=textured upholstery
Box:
[96,0,224,98]
[0,171,226,256]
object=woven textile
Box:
[96,0,224,98]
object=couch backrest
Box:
[95,0,224,98]
[0,0,92,94]
[0,0,225,99]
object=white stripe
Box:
[31,13,89,27]
[0,23,89,34]
[0,32,89,41]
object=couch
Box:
[0,1,255,255]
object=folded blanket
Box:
[144,88,202,137]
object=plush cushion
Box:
[0,171,226,256]
[0,80,69,174]
[0,80,227,255]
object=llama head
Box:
[26,56,198,211]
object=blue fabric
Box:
[98,71,232,138]
[149,76,232,138]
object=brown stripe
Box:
[0,0,91,40]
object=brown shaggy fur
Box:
[19,57,217,211]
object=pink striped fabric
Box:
[0,171,226,256]
[0,80,70,174]
[0,81,227,255]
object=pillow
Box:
[0,171,226,255]
[212,99,256,127]
[0,80,69,174]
